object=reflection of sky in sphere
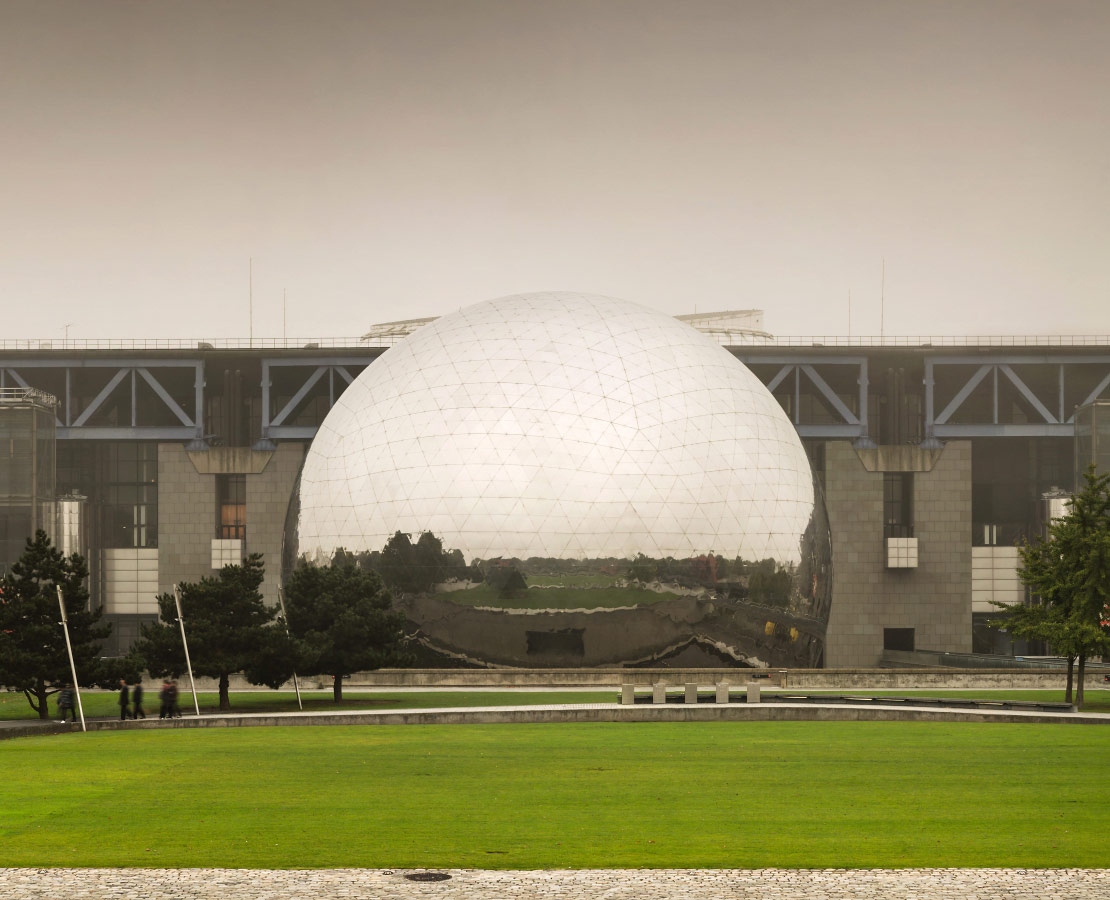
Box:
[294,293,816,564]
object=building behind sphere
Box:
[287,294,831,668]
[2,300,1107,663]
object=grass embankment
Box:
[0,690,612,721]
[773,689,1110,713]
[1,722,1107,868]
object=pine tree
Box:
[133,554,296,711]
[997,467,1110,706]
[283,562,410,701]
[0,531,112,718]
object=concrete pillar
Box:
[684,683,698,704]
[621,684,635,705]
[715,683,730,704]
[652,683,666,704]
[747,682,761,704]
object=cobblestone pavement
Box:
[1,868,1108,899]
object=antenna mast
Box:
[880,257,885,341]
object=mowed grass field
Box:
[2,721,1108,869]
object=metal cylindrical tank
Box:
[1041,487,1071,537]
[54,493,89,561]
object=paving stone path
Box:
[2,868,1108,899]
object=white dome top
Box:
[293,292,815,563]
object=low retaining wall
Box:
[72,703,1110,731]
[342,667,1106,691]
[120,666,1108,693]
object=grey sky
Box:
[1,1,1107,340]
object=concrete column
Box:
[652,683,666,704]
[684,683,698,704]
[747,683,761,704]
[715,683,730,704]
[621,684,635,705]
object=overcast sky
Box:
[2,1,1107,340]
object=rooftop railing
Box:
[1,334,1109,352]
[704,333,1110,348]
[0,336,405,351]
[0,386,58,407]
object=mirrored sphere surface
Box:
[286,293,831,667]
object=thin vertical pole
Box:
[56,586,86,732]
[249,258,254,349]
[173,585,201,717]
[880,258,885,341]
[276,589,303,710]
[993,366,999,424]
[283,288,287,344]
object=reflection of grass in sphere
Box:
[445,581,681,609]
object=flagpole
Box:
[173,585,201,716]
[56,585,86,732]
[277,588,303,710]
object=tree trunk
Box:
[35,677,49,719]
[333,674,343,702]
[1065,656,1075,704]
[219,673,230,711]
[1076,653,1086,708]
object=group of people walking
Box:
[56,680,185,723]
[118,679,182,719]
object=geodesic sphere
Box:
[285,292,831,668]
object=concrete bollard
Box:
[684,683,698,704]
[715,683,730,704]
[746,682,761,704]
[652,683,666,704]
[621,684,635,705]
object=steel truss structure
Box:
[0,359,204,442]
[0,346,1106,447]
[258,356,374,444]
[732,353,874,445]
[924,354,1110,440]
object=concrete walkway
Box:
[1,868,1108,899]
[4,698,1110,739]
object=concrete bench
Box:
[621,681,760,704]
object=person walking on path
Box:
[131,680,146,719]
[168,680,181,718]
[118,680,130,721]
[159,680,172,719]
[57,683,76,723]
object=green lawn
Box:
[1,722,1107,868]
[0,690,612,721]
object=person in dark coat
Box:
[168,680,181,718]
[159,680,172,719]
[118,680,130,720]
[57,684,76,723]
[131,681,145,719]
